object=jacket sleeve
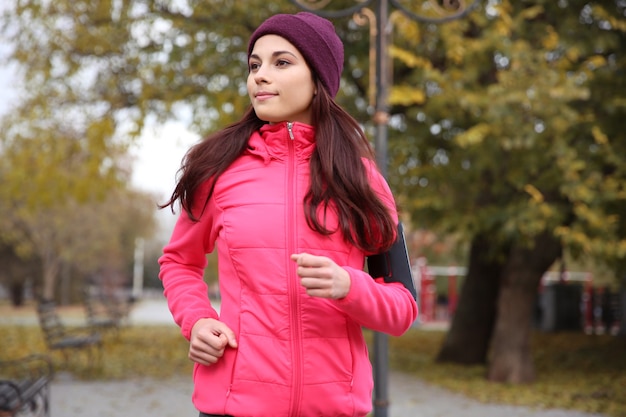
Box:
[331,159,418,335]
[333,269,418,336]
[158,183,220,340]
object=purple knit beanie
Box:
[248,12,344,98]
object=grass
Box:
[0,324,193,380]
[1,303,625,417]
[385,329,626,417]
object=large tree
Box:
[386,1,626,382]
[0,109,157,301]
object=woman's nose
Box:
[253,65,269,84]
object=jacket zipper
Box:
[286,121,303,416]
[287,121,295,140]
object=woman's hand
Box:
[189,318,238,366]
[291,253,351,299]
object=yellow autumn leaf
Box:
[583,55,608,71]
[389,86,426,106]
[524,184,544,203]
[542,26,559,50]
[390,46,432,69]
[591,126,609,145]
[455,123,490,147]
[520,5,544,20]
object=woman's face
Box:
[247,35,316,125]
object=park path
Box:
[44,296,608,417]
[50,366,607,417]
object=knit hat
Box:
[248,12,344,98]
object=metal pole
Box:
[374,0,389,178]
[373,1,390,416]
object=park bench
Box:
[83,285,135,334]
[83,287,122,334]
[36,300,102,365]
[0,354,53,417]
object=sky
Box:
[129,120,200,200]
[130,123,200,240]
[0,43,17,117]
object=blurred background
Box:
[0,1,625,415]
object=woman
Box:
[159,12,418,417]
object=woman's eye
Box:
[249,62,260,71]
[276,59,290,67]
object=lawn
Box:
[1,316,625,416]
[386,329,626,417]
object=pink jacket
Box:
[159,122,418,417]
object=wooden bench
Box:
[0,355,53,417]
[36,300,102,365]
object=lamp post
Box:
[287,1,479,416]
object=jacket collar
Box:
[247,122,315,162]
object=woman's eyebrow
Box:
[249,50,299,61]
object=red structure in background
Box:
[413,260,621,335]
[414,258,435,322]
[413,258,464,323]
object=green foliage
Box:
[385,1,626,276]
[1,0,301,136]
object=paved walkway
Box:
[48,297,606,417]
[50,369,608,417]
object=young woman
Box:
[159,12,418,417]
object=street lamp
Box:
[287,1,480,416]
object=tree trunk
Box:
[488,232,562,383]
[41,256,61,301]
[9,282,25,306]
[436,234,507,364]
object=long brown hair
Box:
[160,79,396,253]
